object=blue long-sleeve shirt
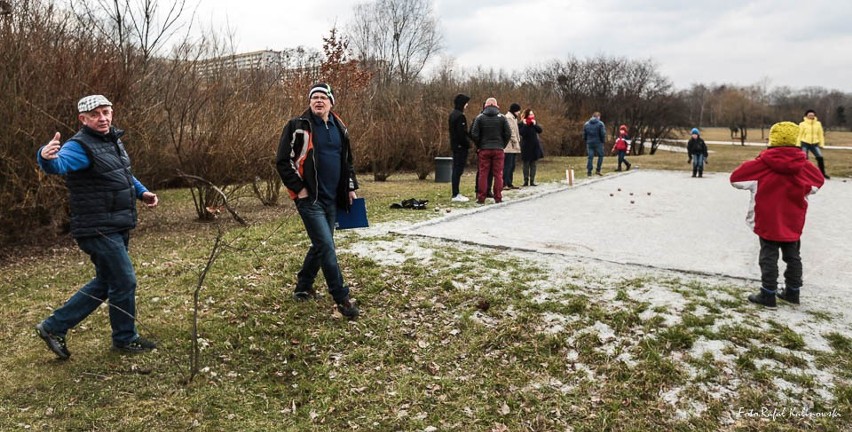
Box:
[37,141,149,198]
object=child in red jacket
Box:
[730,121,825,307]
[611,124,631,171]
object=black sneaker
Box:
[35,322,70,360]
[777,289,800,304]
[113,337,157,354]
[293,288,317,301]
[336,299,360,320]
[748,290,777,308]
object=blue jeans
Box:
[295,198,349,303]
[42,231,139,345]
[503,153,517,187]
[586,143,604,174]
[692,154,706,170]
[801,142,822,160]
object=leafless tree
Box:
[347,0,441,84]
[69,0,188,66]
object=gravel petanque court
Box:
[397,170,852,324]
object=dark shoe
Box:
[817,157,830,179]
[777,289,800,305]
[336,299,360,320]
[698,170,703,178]
[486,193,494,198]
[522,182,528,187]
[113,337,157,354]
[626,164,631,171]
[748,289,777,308]
[587,172,592,177]
[595,171,602,176]
[615,168,622,172]
[36,322,70,360]
[293,288,317,301]
[476,199,485,204]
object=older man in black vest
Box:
[35,95,159,360]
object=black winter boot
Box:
[625,161,631,171]
[816,157,830,179]
[778,288,800,304]
[698,169,703,178]
[692,168,697,177]
[748,288,777,308]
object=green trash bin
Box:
[434,157,453,183]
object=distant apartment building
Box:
[196,49,320,79]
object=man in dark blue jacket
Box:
[35,95,159,360]
[583,111,607,176]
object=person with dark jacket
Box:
[35,94,159,360]
[731,121,824,308]
[519,108,544,186]
[687,128,709,177]
[470,97,511,203]
[276,83,360,320]
[583,112,606,176]
[448,94,472,202]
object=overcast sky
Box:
[189,0,852,92]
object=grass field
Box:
[1,146,850,431]
[673,126,852,147]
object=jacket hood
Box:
[482,106,500,116]
[453,94,471,110]
[760,146,809,176]
[587,117,601,125]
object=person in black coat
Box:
[519,109,543,186]
[687,128,708,177]
[449,94,472,201]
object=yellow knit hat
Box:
[768,121,799,147]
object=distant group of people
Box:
[30,83,836,362]
[448,95,544,204]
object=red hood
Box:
[759,146,808,176]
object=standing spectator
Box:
[34,94,159,360]
[503,103,522,189]
[276,83,360,320]
[611,124,632,171]
[687,128,708,178]
[470,97,511,204]
[583,111,606,176]
[449,94,472,202]
[519,108,544,186]
[730,121,824,307]
[798,109,830,179]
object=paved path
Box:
[397,170,851,321]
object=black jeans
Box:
[758,238,802,291]
[451,148,468,197]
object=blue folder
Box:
[336,198,369,230]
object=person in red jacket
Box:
[730,121,825,307]
[611,124,631,171]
